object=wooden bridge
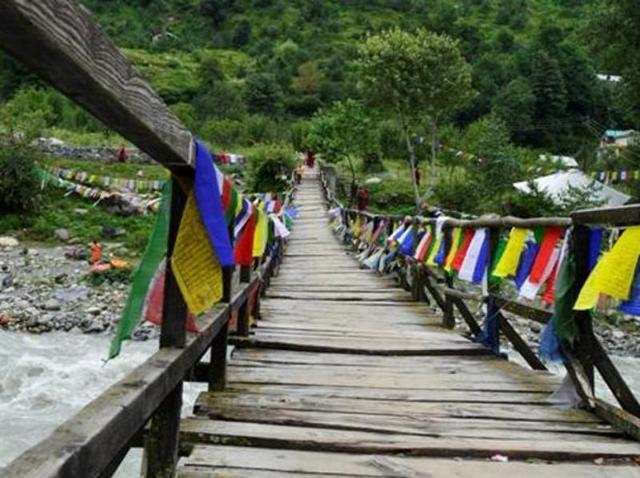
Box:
[1,2,640,477]
[175,169,640,477]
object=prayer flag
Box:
[194,140,234,267]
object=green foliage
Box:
[356,28,474,122]
[244,73,283,115]
[85,267,132,287]
[364,179,416,216]
[0,143,42,213]
[246,143,296,192]
[307,100,375,182]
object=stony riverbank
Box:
[0,239,156,339]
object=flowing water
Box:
[1,331,639,477]
[0,331,205,477]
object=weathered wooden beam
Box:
[591,337,640,417]
[497,313,547,371]
[451,296,483,336]
[492,296,552,325]
[0,304,230,478]
[572,204,640,227]
[0,0,193,173]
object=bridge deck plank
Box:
[177,169,640,476]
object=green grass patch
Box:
[40,156,168,179]
[0,188,155,256]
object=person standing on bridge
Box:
[306,150,315,168]
[357,186,370,211]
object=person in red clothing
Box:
[117,144,128,163]
[357,187,370,211]
[306,151,315,168]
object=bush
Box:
[365,179,415,215]
[200,118,247,148]
[0,143,42,213]
[246,143,296,192]
[431,171,482,214]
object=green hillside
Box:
[1,0,639,221]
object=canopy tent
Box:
[513,169,631,208]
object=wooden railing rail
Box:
[319,167,640,441]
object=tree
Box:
[356,28,473,209]
[493,77,535,143]
[244,73,283,115]
[530,52,568,145]
[291,62,325,95]
[306,100,375,203]
[588,0,640,121]
[232,19,252,47]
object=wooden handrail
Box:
[0,0,193,174]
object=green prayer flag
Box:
[225,187,239,226]
[108,181,172,359]
[489,237,507,286]
[554,251,580,341]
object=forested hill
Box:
[3,0,627,152]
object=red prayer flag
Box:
[452,229,475,272]
[529,227,563,284]
[221,177,233,210]
[541,262,558,305]
[145,267,200,332]
[234,208,257,266]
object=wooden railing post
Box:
[209,266,232,392]
[484,226,502,354]
[571,225,595,388]
[237,265,252,336]
[144,176,188,478]
[442,226,456,329]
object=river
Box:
[0,331,205,477]
[0,332,639,476]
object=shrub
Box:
[0,143,42,213]
[246,143,296,192]
[199,118,247,148]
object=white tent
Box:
[513,169,630,207]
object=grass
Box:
[40,156,168,178]
[0,156,164,256]
[0,188,156,256]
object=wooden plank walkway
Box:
[177,169,640,477]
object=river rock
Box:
[0,237,19,247]
[87,306,102,316]
[43,299,61,311]
[54,229,71,242]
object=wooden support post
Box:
[237,266,252,337]
[442,227,455,329]
[208,261,233,392]
[412,265,427,302]
[572,225,595,388]
[144,176,187,478]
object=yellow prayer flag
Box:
[171,192,223,315]
[426,235,442,266]
[493,228,528,278]
[444,228,462,272]
[253,208,268,258]
[574,226,640,310]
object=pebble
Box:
[43,299,61,311]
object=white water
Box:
[0,331,205,477]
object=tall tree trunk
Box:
[400,117,421,212]
[346,155,357,207]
